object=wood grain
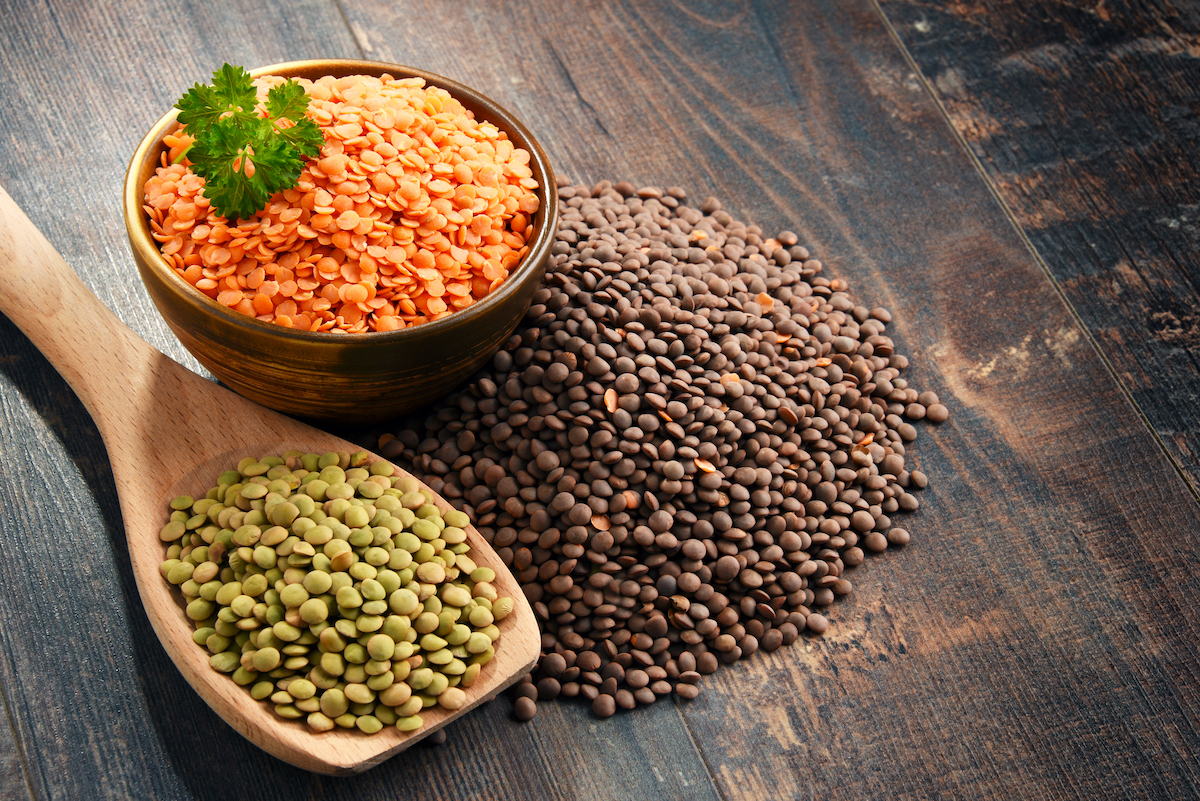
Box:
[0,691,32,801]
[2,0,1200,797]
[488,0,1200,798]
[878,0,1200,493]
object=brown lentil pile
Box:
[379,177,947,719]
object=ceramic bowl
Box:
[124,59,557,423]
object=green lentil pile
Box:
[159,449,515,735]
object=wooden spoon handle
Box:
[0,185,159,435]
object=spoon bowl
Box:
[0,185,540,774]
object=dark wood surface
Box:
[880,0,1200,495]
[1,1,1198,799]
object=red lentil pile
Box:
[143,73,541,333]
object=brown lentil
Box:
[380,178,946,719]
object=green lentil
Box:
[426,672,450,696]
[242,573,268,597]
[186,598,215,621]
[389,588,420,615]
[396,715,423,732]
[231,667,258,686]
[367,634,395,661]
[466,632,492,654]
[361,599,389,616]
[307,712,336,732]
[426,648,454,666]
[356,715,383,734]
[492,597,515,621]
[209,651,240,673]
[160,520,186,542]
[250,680,275,701]
[439,687,467,711]
[336,586,363,608]
[274,704,303,720]
[252,647,281,672]
[441,585,472,608]
[279,584,309,608]
[468,606,494,628]
[445,624,471,646]
[345,683,375,705]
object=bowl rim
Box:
[124,58,558,344]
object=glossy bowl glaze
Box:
[124,59,557,423]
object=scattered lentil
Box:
[380,178,946,719]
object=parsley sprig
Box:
[173,63,324,221]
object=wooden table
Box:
[2,1,1198,798]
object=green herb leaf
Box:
[171,63,324,221]
[265,81,325,161]
[176,64,259,136]
[264,79,312,125]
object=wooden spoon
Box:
[0,185,540,774]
